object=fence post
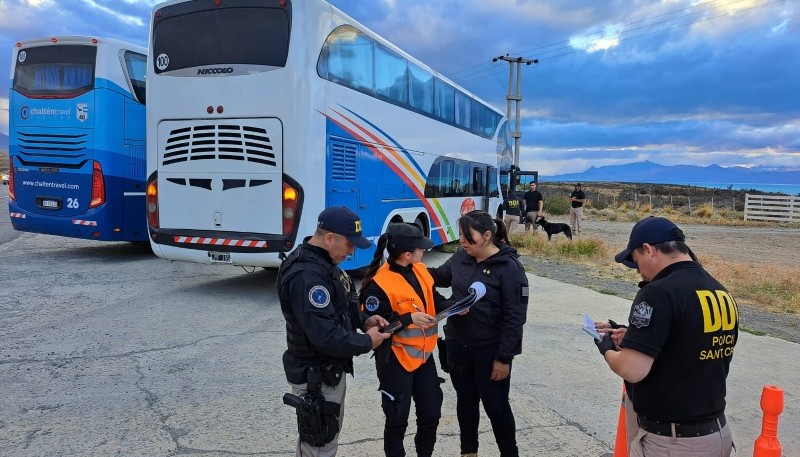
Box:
[745,194,750,221]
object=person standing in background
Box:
[569,183,586,234]
[522,182,544,233]
[502,191,524,234]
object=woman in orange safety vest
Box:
[359,222,449,457]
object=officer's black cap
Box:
[317,206,373,249]
[615,216,686,263]
[387,222,434,251]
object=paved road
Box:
[1,204,798,456]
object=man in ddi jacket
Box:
[595,217,737,457]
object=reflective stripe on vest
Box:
[373,262,438,372]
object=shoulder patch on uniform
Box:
[365,295,380,312]
[631,301,653,328]
[308,285,331,309]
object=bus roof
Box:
[13,35,146,55]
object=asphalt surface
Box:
[1,187,798,456]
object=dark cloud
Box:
[2,0,797,173]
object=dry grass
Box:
[585,206,787,228]
[701,256,800,314]
[509,230,800,315]
[511,232,608,262]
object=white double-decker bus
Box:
[146,0,513,269]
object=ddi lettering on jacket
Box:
[696,289,738,361]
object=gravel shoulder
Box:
[516,219,800,343]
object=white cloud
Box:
[80,0,145,27]
[569,25,621,53]
[24,0,54,7]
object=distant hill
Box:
[541,161,800,187]
[0,132,7,152]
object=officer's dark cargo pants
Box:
[376,353,442,457]
[446,340,519,457]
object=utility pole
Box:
[493,55,536,171]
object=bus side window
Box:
[123,51,147,104]
[472,167,483,195]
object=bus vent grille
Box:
[163,124,276,166]
[330,141,357,181]
[16,131,88,160]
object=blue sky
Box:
[0,0,797,174]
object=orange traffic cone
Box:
[753,384,783,457]
[613,384,628,457]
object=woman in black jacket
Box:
[429,210,529,457]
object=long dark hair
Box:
[458,210,511,247]
[357,230,407,305]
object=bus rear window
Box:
[152,6,290,74]
[13,45,96,97]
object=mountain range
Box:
[540,161,800,188]
[0,133,7,152]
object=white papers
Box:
[583,314,602,341]
[435,282,486,322]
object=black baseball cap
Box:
[317,206,373,249]
[387,222,434,251]
[614,216,686,263]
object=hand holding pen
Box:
[411,304,437,329]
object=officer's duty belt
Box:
[638,413,726,438]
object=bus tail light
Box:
[89,161,106,208]
[147,179,159,228]
[282,181,299,236]
[8,157,15,201]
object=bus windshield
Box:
[152,6,290,74]
[13,45,96,97]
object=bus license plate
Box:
[209,252,232,263]
[42,199,59,209]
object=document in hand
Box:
[583,314,602,341]
[435,282,486,322]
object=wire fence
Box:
[537,183,748,218]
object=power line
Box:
[514,0,753,58]
[536,0,785,62]
[447,0,758,79]
[450,0,783,85]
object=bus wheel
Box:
[414,216,428,237]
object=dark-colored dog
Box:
[535,217,573,240]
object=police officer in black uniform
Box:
[595,217,737,456]
[278,206,390,456]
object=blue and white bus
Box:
[7,36,148,241]
[146,0,513,269]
